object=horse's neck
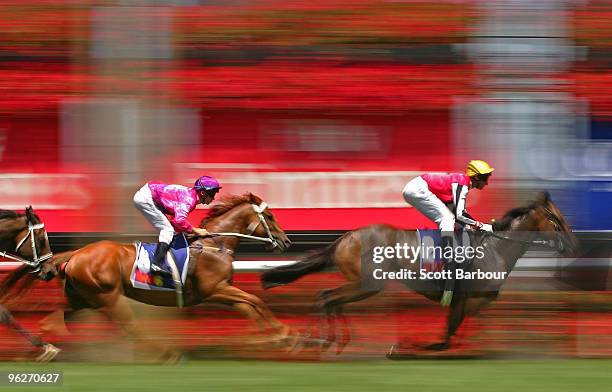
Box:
[493,217,536,272]
[0,218,23,252]
[202,205,250,251]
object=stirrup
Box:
[440,290,453,307]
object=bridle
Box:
[485,205,567,251]
[0,220,53,272]
[205,202,280,249]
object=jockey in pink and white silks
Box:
[402,160,494,306]
[133,175,221,276]
[402,160,494,233]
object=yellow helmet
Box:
[466,160,494,177]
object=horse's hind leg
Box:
[317,282,379,354]
[98,292,181,363]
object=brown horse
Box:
[261,192,578,355]
[2,194,294,361]
[0,206,60,361]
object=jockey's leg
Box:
[133,184,175,276]
[403,180,458,306]
[150,241,171,276]
[438,214,457,307]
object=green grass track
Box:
[0,359,611,392]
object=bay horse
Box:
[11,193,293,361]
[0,206,60,361]
[261,192,578,355]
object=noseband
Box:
[0,221,53,271]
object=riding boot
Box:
[440,233,456,307]
[150,242,172,277]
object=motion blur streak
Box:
[0,0,611,371]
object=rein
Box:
[485,231,558,248]
[485,204,566,251]
[207,232,275,244]
[203,202,279,248]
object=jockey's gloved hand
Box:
[479,223,493,232]
[192,227,210,237]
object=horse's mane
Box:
[0,210,22,220]
[0,208,41,224]
[199,193,264,227]
[493,192,550,231]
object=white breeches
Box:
[402,176,455,233]
[133,184,174,244]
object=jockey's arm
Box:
[171,203,195,233]
[452,183,480,227]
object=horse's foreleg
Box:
[424,295,469,351]
[0,304,42,347]
[205,283,294,343]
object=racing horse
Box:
[4,193,294,362]
[261,192,578,355]
[0,207,60,361]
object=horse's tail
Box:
[261,233,346,289]
[0,265,37,307]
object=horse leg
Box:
[424,296,467,351]
[316,282,379,354]
[314,289,336,350]
[0,304,42,347]
[425,294,493,351]
[446,296,494,348]
[97,292,181,363]
[205,282,296,346]
[335,307,352,355]
[0,304,60,362]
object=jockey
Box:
[402,160,494,306]
[133,175,221,276]
[402,160,494,234]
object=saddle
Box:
[130,234,190,291]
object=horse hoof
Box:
[424,342,450,351]
[386,344,416,360]
[163,351,185,364]
[335,337,350,355]
[36,344,61,362]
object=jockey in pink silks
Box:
[133,175,221,276]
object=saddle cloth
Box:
[130,234,190,291]
[416,229,471,272]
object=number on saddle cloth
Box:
[130,234,190,290]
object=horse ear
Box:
[534,192,550,206]
[25,206,34,221]
[249,193,263,205]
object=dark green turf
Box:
[0,360,610,392]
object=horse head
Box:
[11,206,56,281]
[200,193,291,253]
[494,192,578,257]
